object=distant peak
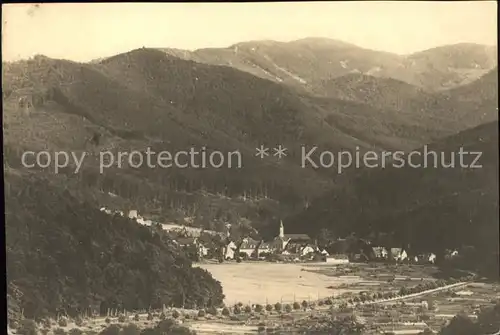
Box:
[228,37,359,50]
[290,37,356,48]
[229,40,282,49]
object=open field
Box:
[196,262,362,305]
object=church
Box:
[272,220,313,254]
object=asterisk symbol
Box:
[273,145,287,159]
[255,145,269,159]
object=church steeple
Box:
[279,220,284,238]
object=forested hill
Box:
[287,121,499,276]
[5,169,224,321]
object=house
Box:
[175,237,208,258]
[225,241,237,260]
[239,238,262,257]
[272,220,312,253]
[372,246,388,259]
[390,248,408,261]
[128,210,138,219]
[199,244,209,257]
[300,244,319,257]
[444,249,460,260]
[412,253,437,264]
[429,253,436,263]
[258,242,272,257]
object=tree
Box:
[17,320,37,335]
[477,302,500,333]
[317,228,336,249]
[440,313,480,335]
[99,324,121,335]
[121,324,140,335]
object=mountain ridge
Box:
[158,38,497,92]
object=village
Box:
[99,207,448,266]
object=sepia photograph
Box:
[2,2,499,334]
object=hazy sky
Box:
[2,2,497,62]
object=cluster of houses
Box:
[99,207,450,264]
[159,219,331,262]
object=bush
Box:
[53,329,66,335]
[233,305,241,314]
[105,318,111,324]
[318,300,324,306]
[301,300,308,309]
[258,325,266,333]
[17,319,38,335]
[159,312,167,320]
[74,318,84,327]
[197,309,206,317]
[237,302,243,307]
[58,318,68,327]
[284,304,292,313]
[325,298,333,305]
[156,319,176,333]
[221,307,230,316]
[293,302,301,310]
[9,320,19,330]
[274,302,282,311]
[172,310,180,319]
[255,304,263,313]
[134,314,140,321]
[118,314,127,323]
[121,324,140,335]
[99,324,121,335]
[207,306,218,316]
[42,318,52,328]
[169,325,197,335]
[266,304,273,312]
[146,313,153,321]
[69,329,83,335]
[244,305,252,313]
